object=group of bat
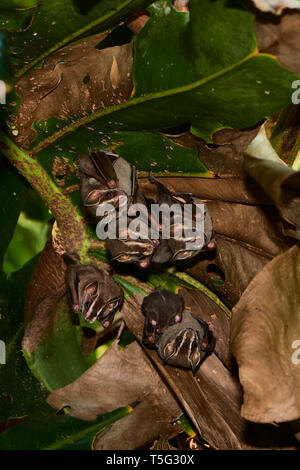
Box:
[65,150,216,371]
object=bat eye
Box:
[106,300,119,311]
[85,282,98,297]
[86,190,101,205]
[142,245,154,256]
[117,254,132,262]
[104,191,115,200]
[175,250,192,260]
[101,299,120,318]
[150,319,158,327]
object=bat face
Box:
[106,191,159,269]
[66,264,124,327]
[106,237,156,269]
[141,288,184,347]
[78,150,130,223]
[155,310,215,372]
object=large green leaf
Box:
[3,0,153,76]
[25,0,299,168]
[0,154,28,268]
[0,8,37,33]
[0,0,38,7]
[3,211,50,274]
[0,258,49,421]
[0,0,38,33]
[0,405,131,450]
[34,129,212,179]
[0,32,12,83]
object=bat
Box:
[148,173,216,265]
[106,236,158,269]
[141,288,184,348]
[105,174,160,269]
[77,149,134,223]
[155,309,215,372]
[66,264,124,327]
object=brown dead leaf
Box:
[139,176,272,206]
[12,34,133,149]
[186,236,270,306]
[231,243,300,423]
[140,173,294,305]
[205,200,288,257]
[24,239,67,323]
[168,126,260,179]
[121,293,245,449]
[94,397,183,450]
[186,235,270,305]
[244,153,300,238]
[254,9,300,76]
[47,339,182,449]
[251,0,300,16]
[121,292,298,449]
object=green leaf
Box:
[0,258,49,421]
[0,32,12,83]
[103,131,212,176]
[0,405,132,450]
[113,275,148,297]
[0,1,39,7]
[4,0,153,76]
[3,211,49,274]
[131,0,299,141]
[34,128,212,178]
[0,154,28,268]
[29,0,299,162]
[0,7,36,33]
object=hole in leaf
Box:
[22,11,35,31]
[56,406,71,416]
[72,0,100,15]
[206,264,225,287]
[205,143,218,149]
[161,123,190,137]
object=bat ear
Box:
[65,265,80,312]
[200,329,215,353]
[77,153,96,178]
[130,165,138,198]
[178,295,184,313]
[88,150,118,189]
[141,295,151,316]
[150,240,173,265]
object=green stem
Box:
[170,269,231,318]
[0,130,91,263]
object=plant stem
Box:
[0,130,92,263]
